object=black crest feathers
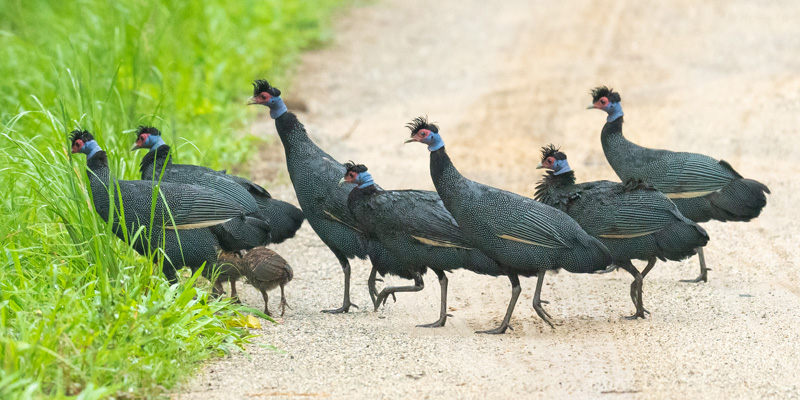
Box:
[69,129,94,144]
[252,79,281,97]
[136,125,161,136]
[540,144,566,162]
[343,161,368,174]
[590,86,621,103]
[405,116,439,135]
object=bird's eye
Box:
[601,98,608,105]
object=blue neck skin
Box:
[603,102,624,123]
[269,97,288,119]
[551,159,572,175]
[425,132,445,151]
[82,140,102,159]
[356,172,375,189]
[146,135,166,152]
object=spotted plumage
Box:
[343,162,503,327]
[70,130,258,288]
[590,86,770,282]
[535,145,709,318]
[406,117,611,334]
[250,79,405,313]
[133,125,303,245]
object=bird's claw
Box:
[476,323,512,334]
[280,298,292,317]
[596,265,619,274]
[322,301,358,314]
[680,273,708,283]
[533,301,554,328]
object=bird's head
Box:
[131,125,165,151]
[70,129,101,159]
[247,79,287,119]
[247,79,281,106]
[404,116,444,151]
[536,144,571,175]
[588,86,624,122]
[339,162,374,188]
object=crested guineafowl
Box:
[589,87,770,283]
[535,145,709,318]
[218,247,293,316]
[132,126,304,245]
[406,117,612,334]
[247,79,406,313]
[341,162,504,327]
[70,130,266,291]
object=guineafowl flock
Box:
[69,80,769,333]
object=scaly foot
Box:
[322,301,358,314]
[416,313,452,328]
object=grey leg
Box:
[532,269,554,328]
[476,273,521,334]
[417,269,452,328]
[636,257,657,316]
[618,261,645,319]
[681,247,709,283]
[322,253,359,313]
[374,273,424,311]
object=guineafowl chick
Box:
[219,247,293,317]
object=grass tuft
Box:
[0,0,348,397]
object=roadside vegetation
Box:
[0,0,346,397]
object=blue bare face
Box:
[409,129,445,151]
[74,139,102,159]
[592,96,624,122]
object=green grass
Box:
[0,0,348,398]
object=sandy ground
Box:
[178,0,800,398]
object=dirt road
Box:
[179,0,800,398]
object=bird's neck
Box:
[356,172,375,189]
[269,97,288,120]
[275,112,316,155]
[552,159,572,176]
[347,183,380,216]
[140,145,173,178]
[147,135,166,152]
[605,102,624,123]
[600,116,633,175]
[534,171,576,207]
[429,147,463,196]
[85,151,113,196]
[82,140,102,160]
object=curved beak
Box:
[338,177,346,186]
[246,96,258,106]
[131,144,141,151]
[536,163,544,169]
[404,138,415,144]
[586,104,596,110]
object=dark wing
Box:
[118,180,247,230]
[368,190,473,249]
[225,173,272,198]
[571,182,679,238]
[637,152,737,197]
[145,162,261,213]
[492,195,572,249]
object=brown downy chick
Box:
[219,247,293,316]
